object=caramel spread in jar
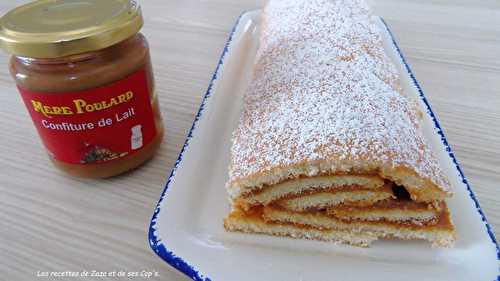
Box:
[0,0,164,177]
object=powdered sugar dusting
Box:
[228,0,450,192]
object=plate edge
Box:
[148,12,500,281]
[147,11,248,281]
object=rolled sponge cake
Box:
[226,0,452,204]
[224,0,455,247]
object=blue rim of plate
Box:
[147,11,245,281]
[148,11,500,281]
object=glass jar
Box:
[0,0,164,178]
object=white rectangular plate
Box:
[149,10,499,281]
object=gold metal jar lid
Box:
[0,0,143,58]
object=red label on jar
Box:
[18,68,157,164]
